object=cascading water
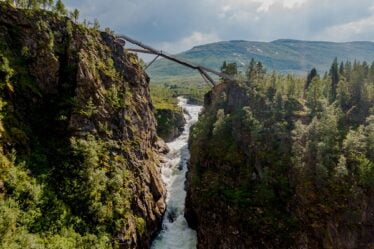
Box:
[151,97,202,249]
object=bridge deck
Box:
[115,34,234,86]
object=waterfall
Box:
[151,97,202,249]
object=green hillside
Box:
[148,39,374,81]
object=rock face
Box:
[186,81,374,249]
[0,3,165,248]
[155,107,185,142]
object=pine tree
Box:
[255,61,266,86]
[336,78,350,112]
[339,62,345,76]
[266,72,277,101]
[369,62,374,82]
[329,58,339,103]
[305,68,317,91]
[54,0,66,16]
[93,18,100,30]
[220,61,227,72]
[306,77,324,114]
[246,58,256,85]
[363,61,369,77]
[70,8,79,22]
[344,61,352,82]
[225,63,238,76]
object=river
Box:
[151,97,202,249]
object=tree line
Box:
[0,0,108,31]
[220,58,374,125]
[0,0,79,21]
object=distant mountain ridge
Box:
[148,39,374,80]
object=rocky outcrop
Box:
[186,81,374,249]
[0,3,165,248]
[155,107,185,142]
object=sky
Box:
[64,0,374,55]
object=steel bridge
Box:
[115,34,234,86]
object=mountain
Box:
[148,39,374,80]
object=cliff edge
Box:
[0,3,165,248]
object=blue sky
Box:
[65,0,374,54]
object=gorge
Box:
[1,1,374,249]
[151,97,201,249]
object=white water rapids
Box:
[151,97,202,249]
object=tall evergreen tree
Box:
[221,61,227,72]
[70,8,79,22]
[305,68,317,91]
[93,18,100,30]
[339,62,345,76]
[363,61,369,77]
[54,0,66,15]
[344,61,352,82]
[329,58,339,102]
[369,62,374,82]
[256,61,266,79]
[246,58,256,85]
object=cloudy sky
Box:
[65,0,374,54]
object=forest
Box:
[188,58,374,248]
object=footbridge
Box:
[115,34,234,86]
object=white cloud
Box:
[283,0,308,9]
[65,0,374,52]
[218,0,308,12]
[157,32,221,54]
[256,0,308,12]
[137,32,220,62]
[319,15,374,41]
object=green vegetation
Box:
[151,80,209,105]
[189,58,374,247]
[151,84,180,111]
[0,0,98,30]
[0,3,160,248]
[150,80,210,141]
[1,0,66,14]
[150,84,185,141]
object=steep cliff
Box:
[155,108,185,142]
[186,80,374,249]
[150,85,186,142]
[0,3,165,248]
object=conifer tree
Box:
[329,58,339,103]
[54,0,66,16]
[70,8,79,22]
[344,61,352,81]
[221,61,227,72]
[255,61,266,86]
[93,18,100,30]
[246,58,256,85]
[369,62,374,82]
[305,68,317,91]
[224,62,238,76]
